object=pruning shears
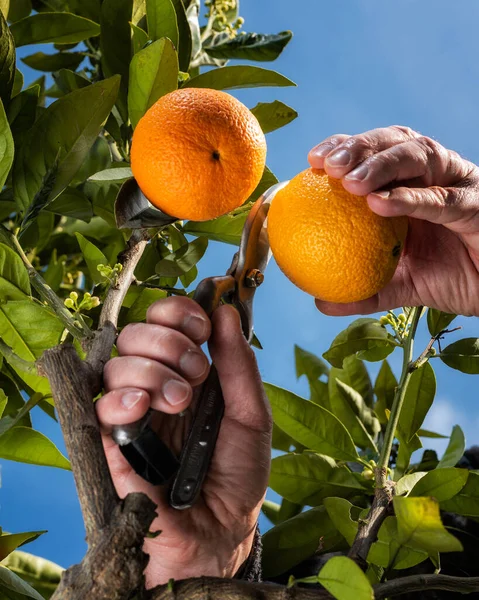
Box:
[111,180,288,510]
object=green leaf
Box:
[146,0,178,49]
[318,556,374,600]
[47,187,93,222]
[440,338,479,374]
[7,85,39,136]
[131,21,149,54]
[155,237,208,277]
[184,65,295,90]
[52,68,90,94]
[11,12,100,46]
[125,287,167,322]
[271,423,294,452]
[0,0,8,19]
[250,100,297,134]
[205,31,292,62]
[7,0,31,23]
[270,453,364,506]
[393,496,463,554]
[0,99,13,189]
[374,360,397,424]
[0,243,28,301]
[0,531,46,561]
[128,37,178,128]
[438,425,465,469]
[410,467,468,502]
[2,551,63,600]
[368,516,428,570]
[261,499,281,525]
[398,362,436,442]
[12,69,23,97]
[182,208,249,246]
[261,506,343,578]
[100,0,132,122]
[0,565,44,600]
[0,426,70,469]
[323,318,397,368]
[170,0,191,72]
[427,308,456,336]
[295,345,329,384]
[88,167,132,183]
[441,472,479,517]
[42,250,65,292]
[13,76,120,213]
[336,379,379,434]
[310,379,330,409]
[75,232,108,284]
[396,432,422,477]
[264,383,359,462]
[0,11,15,104]
[21,51,84,72]
[395,473,428,497]
[417,428,448,439]
[323,497,359,546]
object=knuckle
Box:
[415,135,446,160]
[390,125,419,139]
[103,357,121,382]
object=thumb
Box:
[209,304,271,433]
[367,185,479,233]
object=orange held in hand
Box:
[267,168,408,303]
[130,88,267,222]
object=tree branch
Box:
[348,480,395,568]
[147,578,331,599]
[374,574,479,598]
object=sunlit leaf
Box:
[409,467,468,502]
[125,287,167,323]
[128,37,178,128]
[440,472,479,517]
[75,233,108,284]
[0,426,70,469]
[318,556,374,600]
[0,565,44,600]
[398,362,436,442]
[184,65,295,90]
[0,10,15,104]
[265,383,359,462]
[440,338,479,374]
[394,496,463,554]
[0,531,46,562]
[438,425,465,469]
[3,551,63,599]
[11,12,100,46]
[323,318,397,368]
[295,345,328,384]
[13,76,120,213]
[368,516,428,570]
[146,0,178,48]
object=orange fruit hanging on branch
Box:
[267,168,408,303]
[130,88,267,221]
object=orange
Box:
[267,168,408,303]
[130,88,267,221]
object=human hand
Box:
[308,126,479,317]
[96,296,272,587]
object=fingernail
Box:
[369,190,390,200]
[163,380,190,405]
[345,164,369,181]
[183,313,207,341]
[326,148,351,167]
[121,390,143,410]
[310,144,334,158]
[180,349,208,379]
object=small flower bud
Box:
[69,291,78,301]
[64,298,75,309]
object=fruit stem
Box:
[375,306,423,487]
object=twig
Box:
[412,326,462,368]
[374,574,479,598]
[11,235,91,340]
[376,306,423,487]
[0,339,38,375]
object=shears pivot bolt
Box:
[245,269,264,288]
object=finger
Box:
[104,356,193,414]
[315,262,420,316]
[319,125,420,179]
[96,387,150,433]
[146,295,211,345]
[117,323,209,385]
[367,185,479,233]
[341,137,474,197]
[308,134,351,169]
[209,305,271,433]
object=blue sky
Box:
[3,0,479,569]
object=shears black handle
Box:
[111,276,236,509]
